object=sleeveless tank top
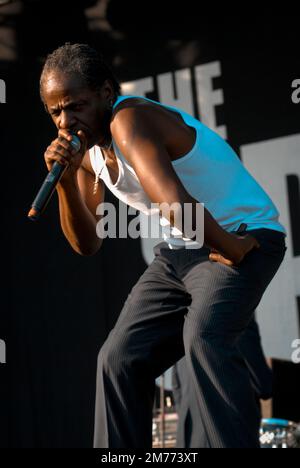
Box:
[89,95,286,248]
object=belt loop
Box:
[237,223,248,235]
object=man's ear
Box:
[100,79,114,100]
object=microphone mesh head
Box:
[70,135,81,153]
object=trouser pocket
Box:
[251,232,287,258]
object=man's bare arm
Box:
[44,131,104,256]
[56,157,105,256]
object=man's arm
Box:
[56,157,105,256]
[111,106,259,265]
[44,130,104,256]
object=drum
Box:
[260,419,299,448]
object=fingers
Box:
[57,130,87,156]
[45,139,74,167]
[57,131,80,155]
[77,129,86,141]
[45,132,81,168]
[58,129,73,143]
[45,144,70,167]
[209,236,261,268]
[209,252,220,262]
[44,129,88,174]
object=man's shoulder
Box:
[111,98,161,139]
[112,96,152,114]
[112,98,153,120]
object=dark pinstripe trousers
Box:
[172,319,273,449]
[93,228,287,449]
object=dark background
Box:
[0,2,300,447]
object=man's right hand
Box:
[44,129,87,182]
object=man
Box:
[172,319,273,448]
[40,43,287,448]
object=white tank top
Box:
[89,94,286,248]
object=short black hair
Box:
[40,42,121,100]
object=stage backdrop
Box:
[121,60,300,361]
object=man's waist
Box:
[232,227,287,243]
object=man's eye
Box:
[51,110,60,117]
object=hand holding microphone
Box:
[28,130,87,221]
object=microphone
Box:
[27,134,81,221]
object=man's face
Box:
[41,71,111,149]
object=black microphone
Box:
[27,134,81,221]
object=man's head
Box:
[40,43,121,148]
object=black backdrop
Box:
[0,6,300,447]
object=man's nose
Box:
[59,110,76,130]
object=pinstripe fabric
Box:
[173,319,273,449]
[93,228,287,449]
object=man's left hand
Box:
[209,234,261,267]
